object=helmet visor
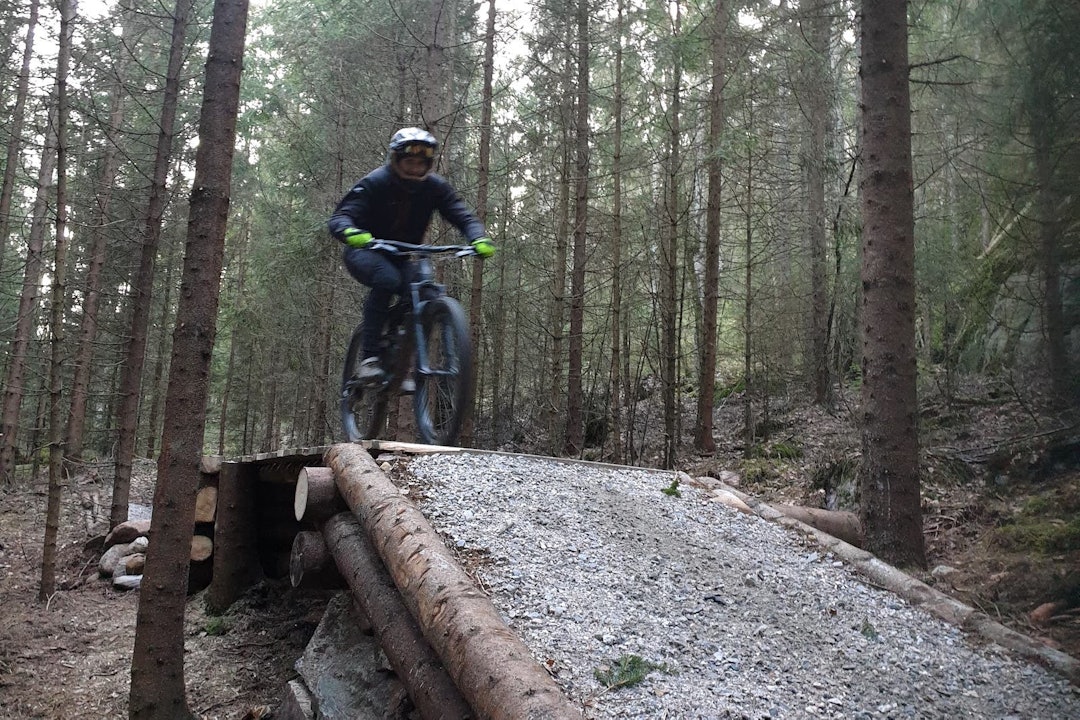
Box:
[397,143,435,159]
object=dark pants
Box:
[342,247,410,358]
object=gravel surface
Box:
[404,452,1080,720]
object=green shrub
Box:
[594,654,670,690]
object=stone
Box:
[104,519,151,548]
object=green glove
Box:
[471,236,495,258]
[343,228,373,248]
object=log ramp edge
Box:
[313,442,583,720]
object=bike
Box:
[340,239,477,445]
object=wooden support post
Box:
[207,462,264,613]
[323,512,473,720]
[325,443,583,720]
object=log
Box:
[200,454,223,474]
[294,466,345,522]
[323,513,473,720]
[774,504,863,548]
[195,485,218,523]
[208,462,265,613]
[325,443,582,720]
[363,439,463,455]
[289,530,343,589]
[191,534,214,562]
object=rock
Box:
[717,470,741,486]
[113,574,142,590]
[710,488,753,514]
[124,553,146,575]
[931,565,960,583]
[1030,601,1065,625]
[99,536,149,576]
[104,519,151,548]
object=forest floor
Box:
[0,378,1077,719]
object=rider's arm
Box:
[328,183,371,242]
[432,176,486,242]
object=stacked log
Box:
[95,456,219,592]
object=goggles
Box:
[398,144,435,159]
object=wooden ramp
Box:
[206,442,582,720]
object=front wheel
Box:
[414,297,472,445]
[340,324,389,442]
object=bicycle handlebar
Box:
[368,239,478,258]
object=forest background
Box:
[0,0,1078,584]
[1,0,1079,712]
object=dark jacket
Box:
[328,164,485,243]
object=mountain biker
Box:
[328,127,495,383]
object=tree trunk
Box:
[695,0,727,454]
[742,132,754,456]
[0,0,39,280]
[548,63,571,454]
[112,0,195,529]
[565,0,590,457]
[0,107,57,486]
[64,11,133,475]
[462,0,496,448]
[857,0,925,568]
[1031,76,1070,402]
[40,0,75,600]
[218,227,248,455]
[661,2,684,470]
[144,234,179,458]
[804,0,833,408]
[608,0,625,464]
[129,0,249,715]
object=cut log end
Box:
[191,534,214,562]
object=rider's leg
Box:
[342,247,405,366]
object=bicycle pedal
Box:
[399,378,416,395]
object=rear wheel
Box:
[340,324,389,441]
[414,297,472,445]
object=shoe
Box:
[399,378,416,395]
[358,357,383,382]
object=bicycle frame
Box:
[341,239,476,444]
[372,240,474,382]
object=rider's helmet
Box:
[388,127,438,182]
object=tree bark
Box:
[323,512,473,719]
[564,0,590,457]
[801,0,833,407]
[129,0,250,715]
[608,0,625,464]
[64,0,137,475]
[661,1,684,470]
[40,0,76,600]
[857,0,925,568]
[112,0,195,529]
[0,106,57,486]
[695,0,727,454]
[325,443,582,719]
[0,0,39,279]
[462,0,496,448]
